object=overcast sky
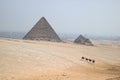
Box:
[0,0,120,36]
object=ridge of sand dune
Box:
[0,38,120,80]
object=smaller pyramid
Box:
[74,35,93,46]
[23,17,61,42]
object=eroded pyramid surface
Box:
[23,17,61,42]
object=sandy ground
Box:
[0,38,120,80]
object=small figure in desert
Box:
[88,59,92,62]
[85,58,88,61]
[81,56,85,60]
[92,60,95,63]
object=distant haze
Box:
[0,0,120,36]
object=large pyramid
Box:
[23,17,61,42]
[74,35,93,46]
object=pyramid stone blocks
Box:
[23,17,61,42]
[74,35,93,46]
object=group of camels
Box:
[81,56,95,63]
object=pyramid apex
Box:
[39,16,47,23]
[79,35,84,38]
[41,16,46,20]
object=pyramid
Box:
[74,35,93,46]
[23,17,61,42]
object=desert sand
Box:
[0,38,120,80]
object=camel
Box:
[81,56,85,59]
[85,58,88,61]
[88,59,92,62]
[92,60,95,63]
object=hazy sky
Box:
[0,0,120,36]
